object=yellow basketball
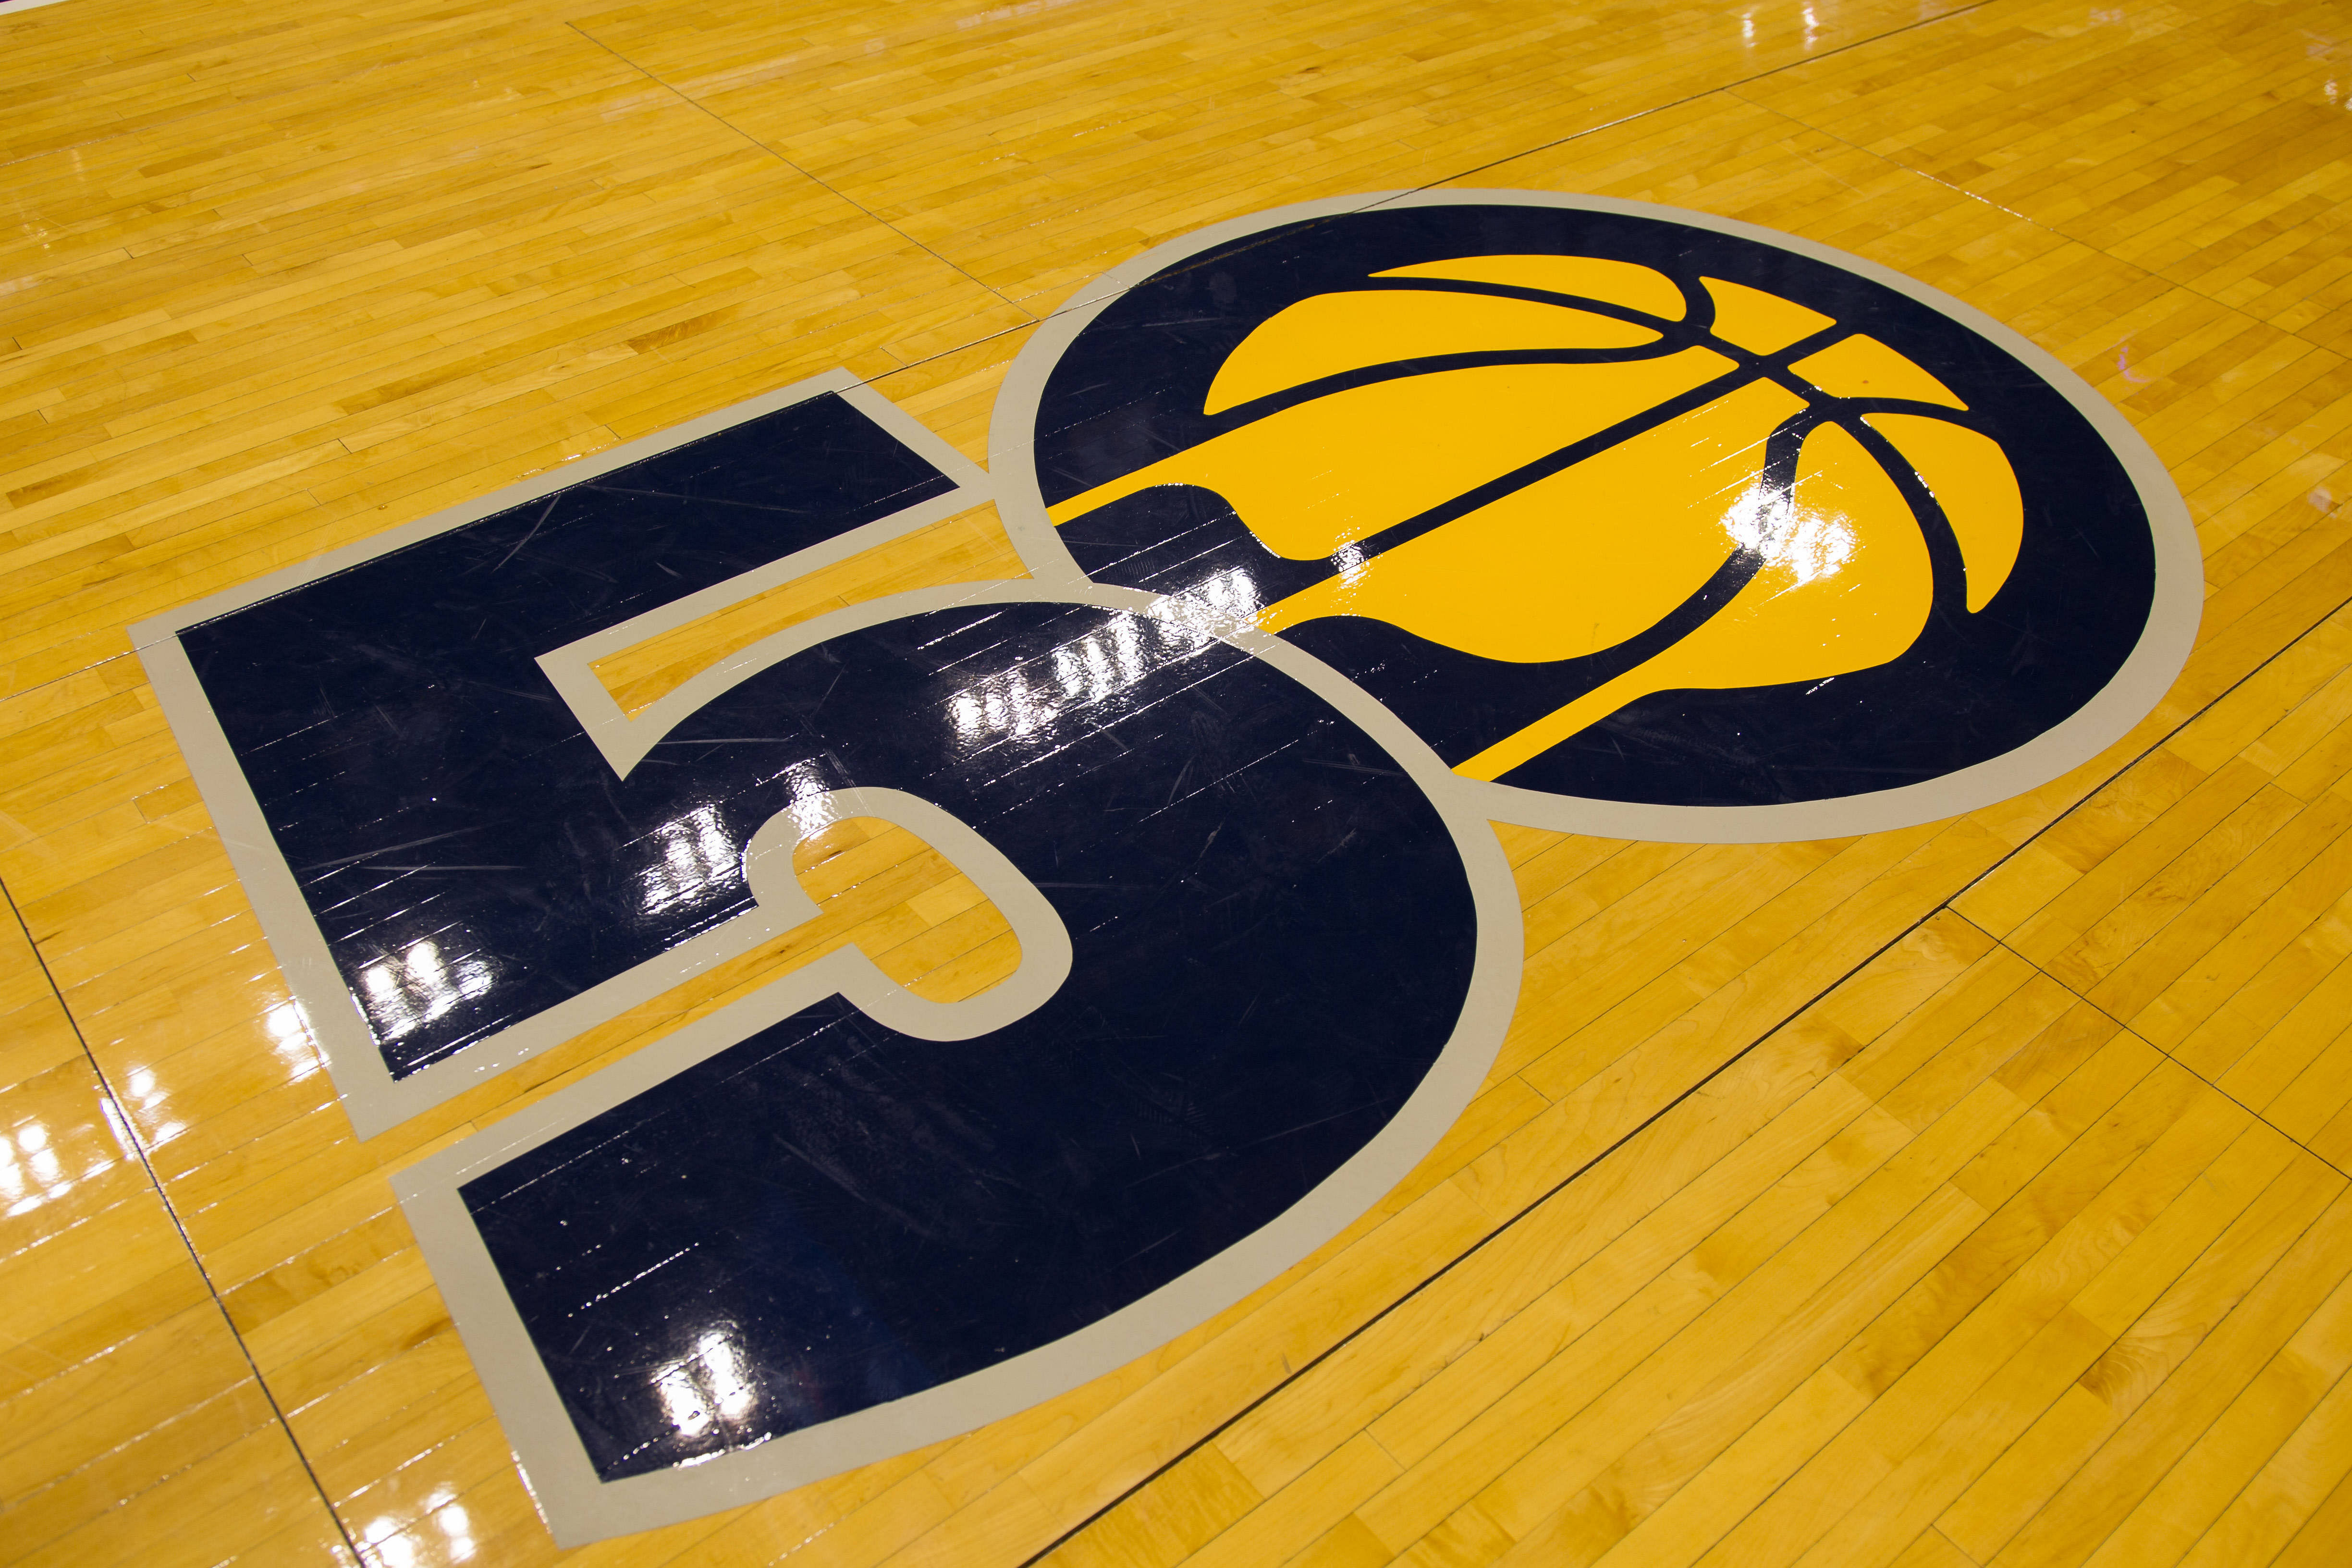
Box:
[1048,256,2024,780]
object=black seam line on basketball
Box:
[1827,396,1998,432]
[1953,911,2352,1185]
[1199,339,1703,432]
[1445,405,1825,735]
[1840,408,1974,624]
[1322,324,1860,567]
[1435,550,1770,772]
[1014,588,2352,1568]
[561,21,1030,320]
[1336,362,1771,569]
[1465,404,1832,738]
[1193,294,1850,442]
[1676,269,1723,336]
[0,874,370,1568]
[1354,269,1718,340]
[1348,275,1697,335]
[1258,331,1858,610]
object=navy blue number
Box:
[457,600,1477,1480]
[184,392,1481,1483]
[182,393,957,1078]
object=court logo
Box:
[992,191,2200,841]
[134,191,2196,1544]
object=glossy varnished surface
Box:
[181,390,961,1081]
[450,595,1481,1491]
[6,0,2352,1565]
[1019,199,2166,808]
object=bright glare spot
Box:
[409,1488,476,1562]
[654,1325,759,1438]
[359,935,495,1041]
[1724,484,1858,591]
[949,603,1225,750]
[639,804,742,915]
[265,1001,324,1081]
[361,1516,416,1568]
[700,1330,757,1418]
[0,1123,81,1215]
[781,762,838,841]
[656,1362,714,1436]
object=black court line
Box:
[1018,571,2352,1565]
[1957,912,2352,1187]
[0,879,369,1568]
[0,0,2304,1557]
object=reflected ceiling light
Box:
[359,934,495,1041]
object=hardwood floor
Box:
[3,0,2350,1564]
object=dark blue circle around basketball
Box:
[1031,203,2161,809]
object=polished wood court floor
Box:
[7,0,2352,1562]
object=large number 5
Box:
[137,372,1517,1545]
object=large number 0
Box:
[138,373,1514,1544]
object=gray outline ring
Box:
[393,580,1525,1545]
[988,188,2204,845]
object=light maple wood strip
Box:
[1783,1125,2305,1568]
[2073,1262,2352,1567]
[2174,1345,2352,1568]
[1668,1077,2249,1568]
[1462,1035,2195,1552]
[0,914,349,1568]
[4,1,2352,1565]
[590,506,1029,717]
[1734,0,2352,354]
[569,0,1989,309]
[2274,1461,2352,1567]
[1979,1187,2352,1568]
[1934,1151,2345,1560]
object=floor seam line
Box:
[0,872,367,1567]
[1942,583,2352,927]
[1932,1522,1988,1567]
[1014,882,1986,1565]
[1724,87,2351,361]
[1014,582,2352,1561]
[1951,909,2352,1184]
[1924,925,2352,1568]
[1384,0,2009,198]
[562,20,1034,323]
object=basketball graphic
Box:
[1043,254,2026,782]
[994,193,2199,839]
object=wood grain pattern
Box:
[3,0,2350,1563]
